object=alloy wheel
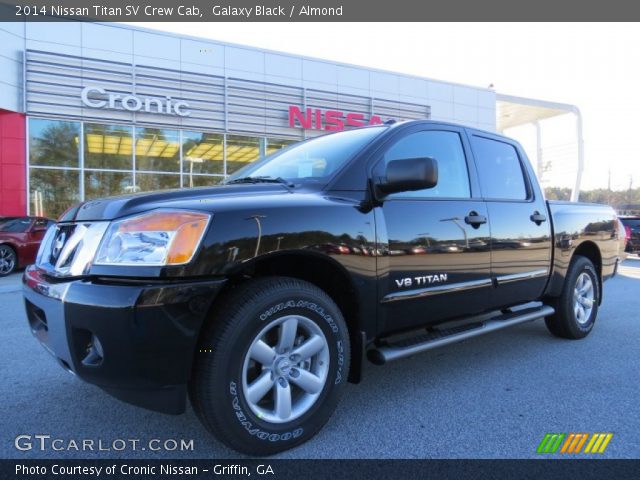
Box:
[573,272,594,325]
[0,246,16,275]
[241,314,330,424]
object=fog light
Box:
[81,334,104,366]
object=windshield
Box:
[0,218,32,233]
[225,127,386,185]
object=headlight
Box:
[95,210,211,266]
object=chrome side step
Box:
[367,305,555,365]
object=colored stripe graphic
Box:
[560,433,589,453]
[584,433,613,454]
[574,433,589,453]
[537,433,565,453]
[537,434,553,453]
[560,434,575,453]
[598,433,614,453]
[539,433,613,454]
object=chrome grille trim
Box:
[36,222,109,277]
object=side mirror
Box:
[377,157,438,194]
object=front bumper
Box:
[23,266,226,414]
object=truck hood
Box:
[60,183,297,222]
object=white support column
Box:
[534,121,543,181]
[571,109,584,202]
[79,122,85,201]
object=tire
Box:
[190,276,350,455]
[0,245,17,277]
[545,255,599,339]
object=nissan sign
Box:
[288,105,389,131]
[81,87,191,117]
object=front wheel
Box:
[545,255,599,339]
[190,277,350,455]
[0,245,17,277]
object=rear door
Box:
[468,132,552,309]
[375,125,492,334]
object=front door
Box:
[375,126,492,335]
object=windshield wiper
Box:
[227,176,294,189]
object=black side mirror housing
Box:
[377,157,438,194]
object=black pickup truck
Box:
[23,120,622,455]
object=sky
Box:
[128,22,640,191]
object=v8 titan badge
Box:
[395,274,448,288]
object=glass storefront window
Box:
[182,131,224,182]
[188,175,225,187]
[85,123,133,170]
[29,168,80,219]
[266,138,296,156]
[29,119,80,168]
[136,173,180,192]
[84,171,134,199]
[27,118,306,215]
[226,135,261,175]
[135,127,180,173]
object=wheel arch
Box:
[544,240,604,304]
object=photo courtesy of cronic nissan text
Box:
[0,1,639,479]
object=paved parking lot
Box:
[2,258,640,459]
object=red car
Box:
[619,216,640,254]
[0,216,54,276]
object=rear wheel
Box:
[190,277,350,455]
[545,255,599,339]
[0,245,17,277]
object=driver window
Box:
[382,130,471,199]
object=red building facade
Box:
[0,109,27,216]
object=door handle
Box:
[530,211,547,225]
[464,211,487,228]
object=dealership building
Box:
[0,21,583,218]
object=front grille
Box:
[48,224,77,266]
[36,222,109,277]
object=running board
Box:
[367,305,555,365]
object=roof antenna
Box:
[384,119,397,125]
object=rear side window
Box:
[382,130,470,199]
[471,136,528,200]
[621,218,640,228]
